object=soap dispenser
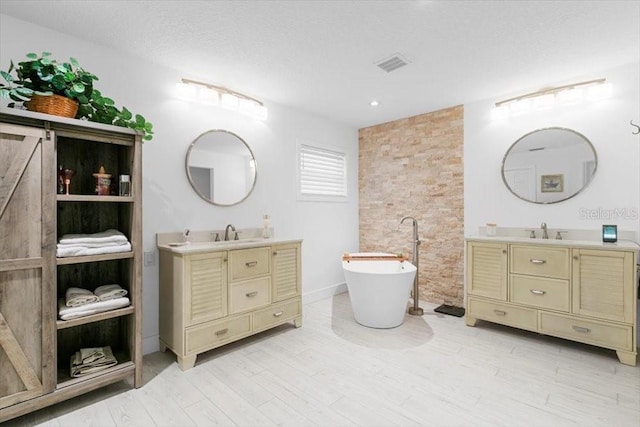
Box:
[262,214,271,238]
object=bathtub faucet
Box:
[400,216,420,247]
[400,216,423,316]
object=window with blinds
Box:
[298,144,347,200]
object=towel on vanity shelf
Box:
[58,297,130,321]
[94,284,128,301]
[58,229,128,245]
[56,242,131,258]
[56,241,127,249]
[71,346,118,377]
[65,287,99,307]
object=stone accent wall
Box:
[358,105,464,306]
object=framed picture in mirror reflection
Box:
[541,174,564,192]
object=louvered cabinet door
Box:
[466,241,508,300]
[0,123,55,410]
[185,252,228,326]
[272,243,301,302]
[572,249,635,323]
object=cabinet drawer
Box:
[185,314,251,354]
[253,298,301,332]
[229,247,271,281]
[510,274,569,312]
[510,245,570,279]
[229,277,271,314]
[539,312,633,351]
[467,297,537,331]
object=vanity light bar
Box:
[178,78,268,120]
[492,78,611,120]
[495,78,607,107]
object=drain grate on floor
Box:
[434,304,465,317]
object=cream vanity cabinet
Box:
[1,108,143,422]
[465,238,638,365]
[159,241,302,370]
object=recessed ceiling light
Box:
[370,100,380,107]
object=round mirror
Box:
[502,127,597,204]
[186,130,257,206]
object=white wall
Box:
[464,62,640,241]
[0,14,359,354]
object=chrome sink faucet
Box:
[541,222,549,239]
[224,224,237,241]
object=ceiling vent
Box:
[375,53,410,73]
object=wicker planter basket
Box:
[26,94,79,118]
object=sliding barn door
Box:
[0,123,55,409]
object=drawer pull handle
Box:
[273,311,284,317]
[572,326,591,334]
[502,249,507,254]
[273,251,278,256]
[530,289,546,295]
[529,259,546,264]
[215,328,229,336]
[493,309,507,316]
[246,291,258,297]
[246,261,258,267]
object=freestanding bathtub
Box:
[342,253,417,328]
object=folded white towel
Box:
[56,241,127,249]
[94,284,128,301]
[58,297,130,321]
[65,287,99,307]
[59,229,128,245]
[56,242,131,258]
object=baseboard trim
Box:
[302,282,347,305]
[143,335,160,355]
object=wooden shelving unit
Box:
[0,108,142,422]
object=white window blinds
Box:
[299,144,347,197]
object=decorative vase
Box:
[26,94,79,119]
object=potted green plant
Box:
[1,52,153,141]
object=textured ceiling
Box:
[1,0,638,128]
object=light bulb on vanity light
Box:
[509,98,531,115]
[197,86,219,105]
[239,98,256,115]
[532,93,555,110]
[557,87,584,105]
[221,93,240,110]
[175,81,197,101]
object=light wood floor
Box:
[7,292,640,426]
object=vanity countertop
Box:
[466,235,639,251]
[157,236,303,255]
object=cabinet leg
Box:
[294,317,303,328]
[465,315,477,327]
[177,355,197,371]
[616,350,637,366]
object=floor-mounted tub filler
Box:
[342,253,417,328]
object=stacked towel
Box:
[71,346,118,377]
[58,297,130,321]
[57,229,131,258]
[59,229,128,245]
[94,284,128,301]
[66,287,99,307]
